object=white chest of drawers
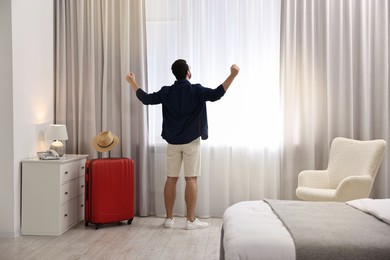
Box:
[21,155,88,235]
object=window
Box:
[145,0,281,148]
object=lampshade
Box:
[47,124,68,141]
[47,124,68,157]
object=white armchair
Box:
[296,137,386,202]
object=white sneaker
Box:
[185,218,209,230]
[164,218,174,228]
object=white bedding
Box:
[222,200,295,260]
[346,198,390,225]
[222,198,390,260]
[222,199,390,260]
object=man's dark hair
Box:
[171,59,189,80]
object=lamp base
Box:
[50,140,65,157]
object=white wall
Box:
[0,0,54,237]
[0,0,15,237]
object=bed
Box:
[220,199,390,260]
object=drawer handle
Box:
[65,192,68,195]
[64,214,68,217]
[81,166,85,169]
[65,171,69,175]
[81,185,85,188]
[81,204,84,208]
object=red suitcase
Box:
[85,158,134,229]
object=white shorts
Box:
[166,138,201,177]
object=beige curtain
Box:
[280,0,389,199]
[55,0,151,215]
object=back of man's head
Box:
[171,59,189,80]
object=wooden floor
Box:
[0,217,222,260]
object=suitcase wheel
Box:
[95,224,100,230]
[85,221,89,227]
[127,218,133,225]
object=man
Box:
[126,59,239,229]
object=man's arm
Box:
[126,72,140,92]
[222,64,240,91]
[125,72,162,105]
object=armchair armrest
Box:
[335,175,374,201]
[297,170,330,188]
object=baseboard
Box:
[0,229,20,238]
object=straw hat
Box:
[92,130,119,152]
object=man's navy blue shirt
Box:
[136,80,226,144]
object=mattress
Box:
[221,199,390,260]
[221,200,295,260]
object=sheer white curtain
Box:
[145,0,282,217]
[280,0,390,199]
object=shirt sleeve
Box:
[199,84,226,102]
[136,88,162,105]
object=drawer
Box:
[78,159,86,177]
[60,197,79,232]
[78,195,85,220]
[60,159,86,183]
[78,176,85,196]
[60,179,79,204]
[60,163,79,183]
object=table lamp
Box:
[47,124,68,157]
